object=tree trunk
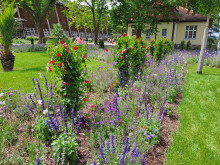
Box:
[197,13,210,74]
[94,26,99,45]
[36,21,44,44]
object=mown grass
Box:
[0,51,105,93]
[166,64,220,164]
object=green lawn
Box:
[166,64,220,164]
[0,51,105,93]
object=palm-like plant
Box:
[0,3,16,72]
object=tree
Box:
[177,0,220,74]
[20,0,58,44]
[67,0,109,45]
[0,2,17,71]
[110,0,177,37]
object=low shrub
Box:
[98,39,105,49]
[179,40,185,50]
[186,40,191,50]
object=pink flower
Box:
[48,66,52,72]
[58,62,63,67]
[57,53,62,57]
[91,104,96,108]
[122,49,127,54]
[112,42,114,44]
[64,43,68,48]
[76,37,83,43]
[64,82,68,86]
[106,49,109,52]
[82,55,86,58]
[121,56,124,60]
[131,47,134,50]
[49,60,54,64]
[85,80,90,84]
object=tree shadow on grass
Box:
[17,67,46,72]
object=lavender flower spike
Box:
[36,157,40,165]
[100,145,107,164]
[141,153,145,165]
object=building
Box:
[127,6,212,47]
[14,1,109,39]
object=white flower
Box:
[43,109,48,115]
[0,101,5,105]
[37,100,42,105]
[38,72,42,78]
[0,93,4,97]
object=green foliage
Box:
[186,40,191,50]
[152,38,174,61]
[113,35,147,86]
[34,116,55,142]
[0,2,16,53]
[50,24,68,43]
[51,132,78,165]
[26,36,39,41]
[48,42,88,113]
[98,39,105,49]
[42,37,47,44]
[179,40,185,50]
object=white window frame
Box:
[185,26,197,39]
[161,29,167,38]
[146,29,150,40]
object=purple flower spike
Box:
[141,153,145,165]
[36,157,40,165]
[100,145,107,164]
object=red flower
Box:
[48,66,52,72]
[136,35,138,39]
[112,42,114,44]
[64,43,68,48]
[123,33,127,37]
[121,56,124,60]
[64,82,68,86]
[82,55,86,58]
[138,40,142,43]
[142,46,146,48]
[91,104,96,108]
[131,47,134,50]
[146,50,148,53]
[57,53,62,57]
[140,37,142,39]
[122,49,127,54]
[106,49,109,52]
[49,60,54,64]
[154,45,156,48]
[60,41,64,44]
[149,38,151,41]
[85,80,90,84]
[84,98,88,102]
[74,46,78,51]
[58,62,63,67]
[149,47,151,50]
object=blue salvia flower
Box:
[28,106,36,118]
[63,107,68,133]
[36,80,45,111]
[32,78,36,87]
[130,147,139,163]
[106,140,110,153]
[50,82,54,100]
[110,134,115,154]
[71,108,75,134]
[91,161,96,165]
[159,98,167,120]
[100,145,107,164]
[119,155,125,165]
[141,153,145,165]
[47,112,59,135]
[36,157,40,165]
[44,76,48,92]
[124,105,129,116]
[29,95,37,108]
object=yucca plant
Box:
[0,2,16,72]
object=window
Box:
[132,29,137,36]
[146,29,150,40]
[185,26,197,39]
[162,29,167,38]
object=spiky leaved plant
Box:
[0,2,16,72]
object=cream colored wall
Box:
[175,22,206,45]
[127,21,207,46]
[127,22,173,40]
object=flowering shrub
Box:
[48,41,88,113]
[113,35,147,87]
[149,38,174,61]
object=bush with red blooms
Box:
[146,38,174,62]
[113,34,147,87]
[48,41,88,113]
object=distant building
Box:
[127,6,213,47]
[14,1,109,39]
